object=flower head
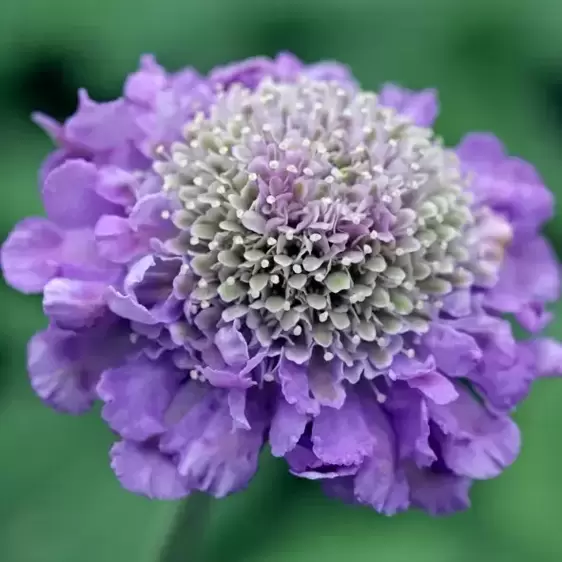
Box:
[2,52,561,515]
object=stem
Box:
[159,493,213,562]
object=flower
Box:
[2,52,562,516]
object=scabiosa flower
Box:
[3,52,562,515]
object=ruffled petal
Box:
[1,217,62,293]
[215,325,249,366]
[95,215,141,263]
[379,84,439,127]
[429,387,521,479]
[269,398,308,457]
[43,278,107,330]
[311,392,374,466]
[407,465,472,516]
[42,159,120,228]
[485,236,560,332]
[65,89,139,152]
[353,396,410,515]
[98,357,180,441]
[278,356,319,415]
[124,55,168,106]
[161,389,264,497]
[386,384,436,467]
[110,441,188,500]
[27,327,98,413]
[95,166,137,207]
[526,338,562,378]
[423,323,482,378]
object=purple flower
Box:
[2,53,562,516]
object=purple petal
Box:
[386,384,436,467]
[308,354,346,409]
[65,89,139,152]
[42,159,120,228]
[215,325,249,366]
[408,373,458,405]
[124,55,168,106]
[27,327,98,413]
[201,367,256,389]
[379,84,439,127]
[98,357,180,441]
[43,278,107,330]
[110,441,189,500]
[526,338,562,378]
[228,389,250,430]
[278,356,319,415]
[406,465,472,516]
[353,396,410,515]
[485,237,560,332]
[161,389,264,497]
[1,217,62,293]
[311,392,374,466]
[129,192,178,242]
[429,387,521,479]
[95,215,141,263]
[269,398,308,457]
[423,323,482,378]
[96,166,137,207]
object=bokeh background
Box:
[1,0,562,560]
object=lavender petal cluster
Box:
[2,52,562,515]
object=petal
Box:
[161,389,264,497]
[408,373,459,405]
[124,54,168,106]
[43,278,107,330]
[308,354,346,409]
[95,215,141,263]
[311,392,374,466]
[42,159,120,228]
[526,338,562,378]
[97,357,180,441]
[1,217,62,293]
[423,323,482,378]
[406,465,472,516]
[485,236,560,332]
[304,61,355,85]
[129,192,178,242]
[353,396,410,515]
[457,133,553,232]
[201,367,256,390]
[65,89,138,151]
[277,356,319,415]
[95,166,137,207]
[269,398,308,457]
[110,441,189,500]
[215,325,249,366]
[228,389,250,430]
[386,384,436,467]
[429,386,521,479]
[27,327,98,413]
[209,57,276,89]
[379,84,439,127]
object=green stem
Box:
[159,493,213,562]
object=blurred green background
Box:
[2,0,562,560]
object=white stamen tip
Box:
[323,351,334,361]
[271,274,280,284]
[293,325,303,336]
[186,201,196,210]
[129,333,139,344]
[248,173,258,181]
[341,258,351,266]
[286,230,294,241]
[226,277,236,286]
[303,167,314,177]
[370,230,379,240]
[161,210,171,219]
[189,369,199,380]
[263,373,275,382]
[287,165,298,174]
[310,233,322,242]
[190,236,200,245]
[266,195,276,204]
[198,279,208,288]
[260,259,269,268]
[200,300,210,309]
[233,236,244,245]
[267,237,277,246]
[319,312,329,322]
[269,160,280,170]
[351,335,361,345]
[363,245,372,254]
[292,264,303,274]
[283,302,291,311]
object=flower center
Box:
[154,77,494,365]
